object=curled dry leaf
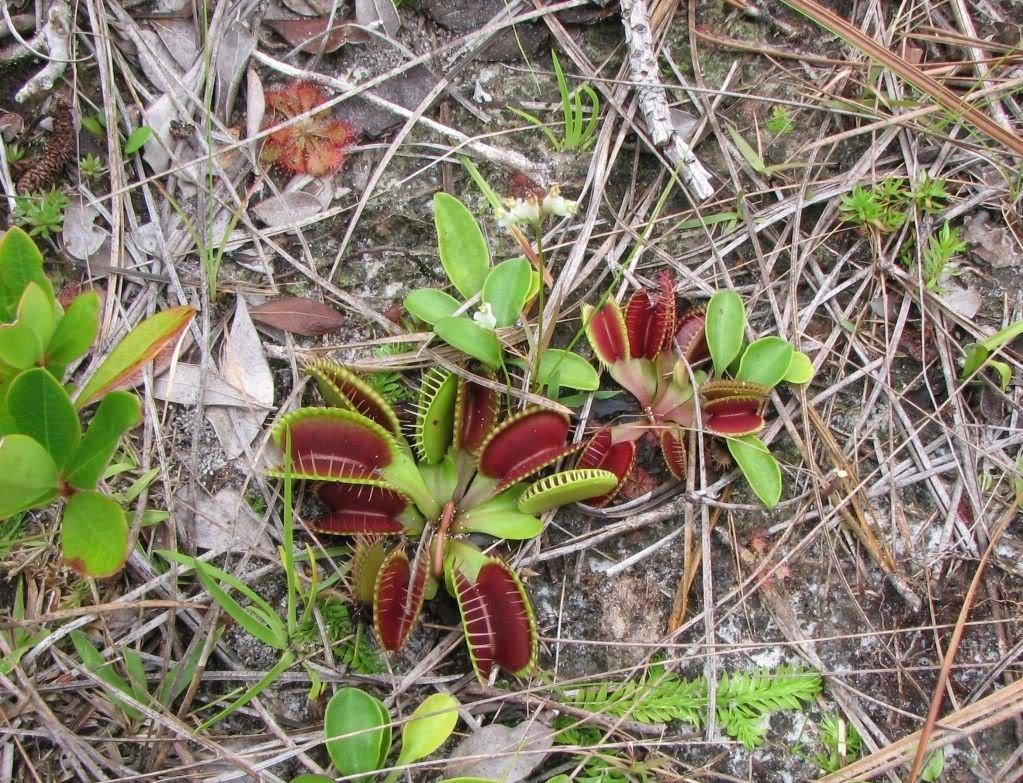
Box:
[251,192,323,227]
[282,0,333,14]
[963,212,1023,269]
[249,296,344,336]
[177,487,273,554]
[152,362,270,408]
[63,198,108,260]
[265,18,367,53]
[214,19,256,121]
[355,0,400,37]
[246,67,265,145]
[206,297,275,459]
[151,19,199,70]
[445,721,555,783]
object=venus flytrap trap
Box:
[583,281,814,508]
[269,361,630,680]
[0,227,196,577]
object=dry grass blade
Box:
[777,0,1023,157]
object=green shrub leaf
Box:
[123,126,153,155]
[396,692,460,767]
[325,687,392,779]
[70,630,141,719]
[705,291,745,376]
[76,305,196,408]
[726,435,781,509]
[434,193,489,299]
[434,317,502,367]
[64,391,141,490]
[62,490,130,577]
[47,292,100,366]
[536,349,599,391]
[405,288,461,325]
[0,226,53,319]
[783,351,814,384]
[0,434,60,517]
[0,282,56,369]
[736,337,793,388]
[7,368,81,466]
[482,258,531,328]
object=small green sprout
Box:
[13,189,69,238]
[810,713,862,773]
[765,105,794,135]
[509,50,600,153]
[79,153,105,180]
[839,183,905,233]
[910,171,949,213]
[5,144,25,165]
[921,222,967,293]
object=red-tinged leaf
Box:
[76,306,196,408]
[451,559,537,681]
[478,408,574,486]
[373,547,428,651]
[306,360,401,437]
[660,427,687,480]
[265,18,368,54]
[476,560,536,676]
[351,537,387,605]
[583,301,629,365]
[576,428,636,508]
[271,408,395,480]
[702,397,765,436]
[624,280,675,360]
[455,378,498,454]
[675,308,708,363]
[311,481,408,535]
[700,379,770,402]
[249,296,344,336]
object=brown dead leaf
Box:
[265,18,367,53]
[250,296,344,336]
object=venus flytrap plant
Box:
[0,227,196,577]
[584,281,814,508]
[269,361,630,680]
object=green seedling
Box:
[765,105,794,135]
[5,144,25,165]
[960,315,1023,390]
[0,227,196,577]
[509,51,600,153]
[13,189,68,238]
[920,222,967,294]
[324,688,460,783]
[79,153,105,180]
[809,712,862,774]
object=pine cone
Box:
[17,98,73,195]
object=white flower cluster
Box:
[494,185,577,229]
[472,302,498,331]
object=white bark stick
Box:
[15,1,71,103]
[620,0,714,200]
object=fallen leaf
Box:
[939,284,982,320]
[206,297,274,459]
[215,19,256,121]
[246,66,265,145]
[152,19,199,70]
[137,29,185,95]
[963,211,1023,269]
[251,192,323,227]
[282,0,333,13]
[0,112,24,142]
[355,0,400,36]
[249,296,344,335]
[152,362,270,408]
[142,92,177,173]
[177,487,272,554]
[265,18,367,53]
[63,198,108,260]
[445,721,554,783]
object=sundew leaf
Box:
[705,291,745,376]
[325,687,392,779]
[6,368,81,467]
[405,288,461,325]
[64,392,141,490]
[434,193,489,299]
[536,349,599,391]
[434,317,502,367]
[0,434,60,518]
[736,337,793,388]
[396,692,460,767]
[62,490,130,577]
[47,291,100,366]
[726,434,781,509]
[482,258,531,328]
[0,282,56,369]
[0,226,53,320]
[76,305,196,408]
